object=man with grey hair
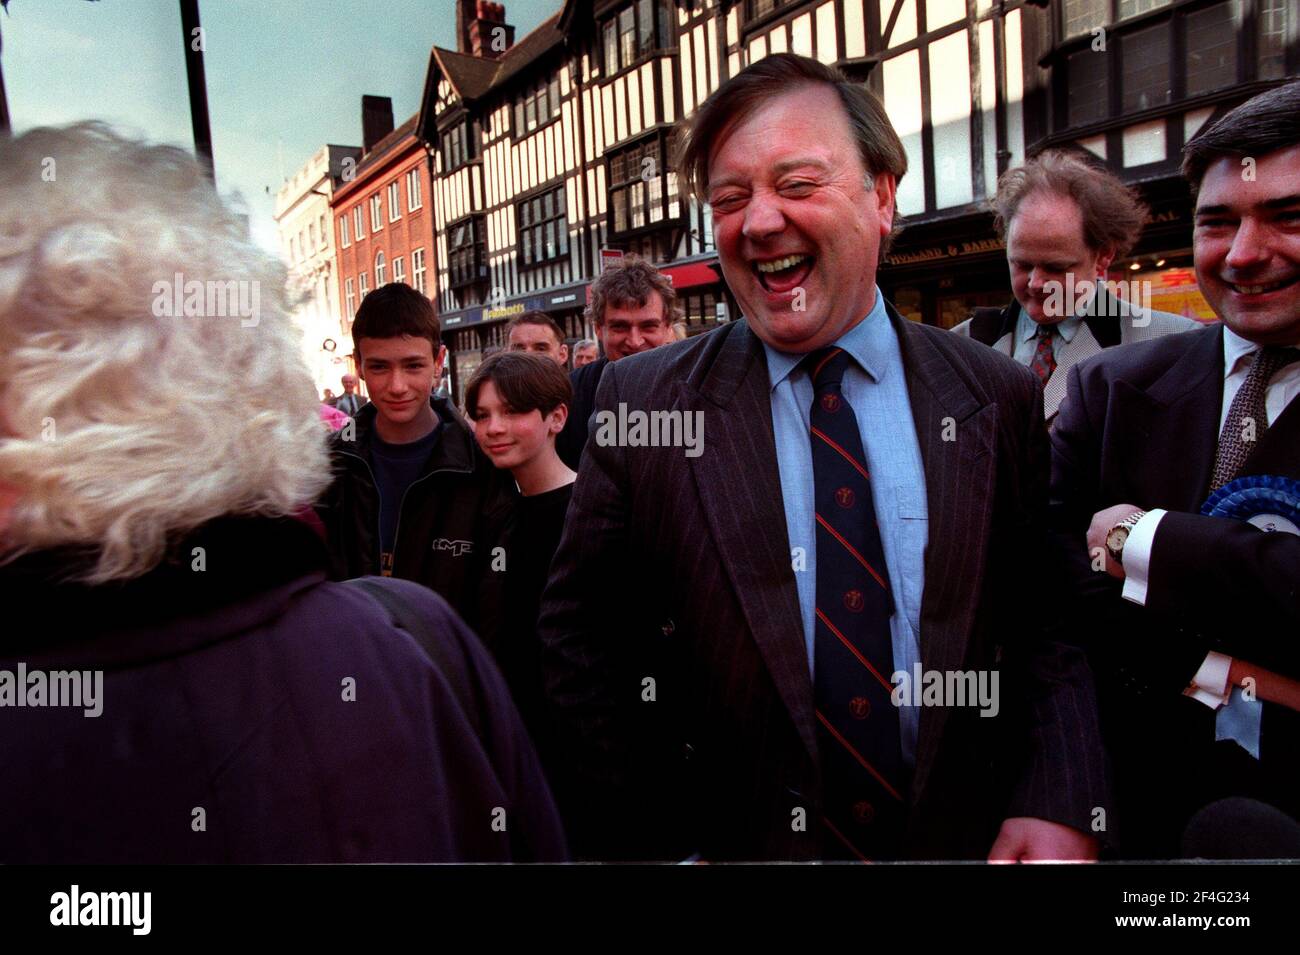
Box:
[571,339,599,369]
[541,53,1106,862]
[954,150,1197,422]
[333,373,367,417]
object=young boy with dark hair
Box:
[466,351,576,741]
[316,283,514,649]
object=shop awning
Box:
[662,259,721,289]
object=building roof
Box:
[333,114,420,203]
[492,12,565,89]
[418,13,564,138]
[432,46,501,102]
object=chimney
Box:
[361,95,395,153]
[458,0,514,59]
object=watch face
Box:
[1106,525,1129,559]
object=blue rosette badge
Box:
[1201,475,1300,535]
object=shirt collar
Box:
[1017,306,1082,344]
[1223,325,1262,379]
[763,290,890,391]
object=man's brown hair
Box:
[464,351,573,420]
[992,150,1149,260]
[351,282,441,361]
[674,52,908,256]
[507,310,565,346]
[584,253,683,327]
[1182,80,1300,193]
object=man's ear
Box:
[1094,245,1116,277]
[434,344,448,380]
[558,343,569,365]
[872,172,898,237]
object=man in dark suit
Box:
[554,255,679,469]
[1051,81,1300,858]
[540,53,1106,862]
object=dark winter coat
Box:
[314,395,515,654]
[0,515,566,863]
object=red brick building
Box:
[330,96,436,367]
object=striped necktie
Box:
[804,347,907,861]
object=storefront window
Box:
[1114,254,1216,321]
[939,290,1006,330]
[893,288,924,324]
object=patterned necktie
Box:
[1211,346,1300,490]
[804,347,906,862]
[1029,325,1057,387]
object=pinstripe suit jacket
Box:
[539,306,1108,861]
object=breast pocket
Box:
[891,485,928,635]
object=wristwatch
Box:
[1105,509,1148,565]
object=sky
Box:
[3,0,559,250]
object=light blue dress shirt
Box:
[761,293,928,767]
[1011,308,1083,366]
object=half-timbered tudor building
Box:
[1007,0,1299,325]
[419,0,1297,387]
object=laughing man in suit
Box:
[953,151,1197,422]
[1051,80,1300,857]
[539,54,1107,862]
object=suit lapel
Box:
[970,302,1019,350]
[1044,322,1103,419]
[892,308,998,798]
[680,322,818,763]
[1082,289,1123,348]
[1109,326,1224,508]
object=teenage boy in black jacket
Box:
[316,283,514,652]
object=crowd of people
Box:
[1,54,1297,863]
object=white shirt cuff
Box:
[1184,652,1234,709]
[1120,508,1167,606]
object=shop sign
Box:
[886,237,1006,266]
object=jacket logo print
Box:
[432,538,474,557]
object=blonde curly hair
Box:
[0,123,331,583]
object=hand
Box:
[1086,503,1143,581]
[988,817,1099,863]
[1228,658,1300,713]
